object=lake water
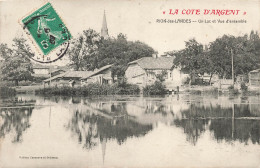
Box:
[0,94,260,168]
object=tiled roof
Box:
[64,71,93,78]
[50,69,66,74]
[128,57,174,70]
[44,64,112,82]
[249,69,260,73]
[81,64,112,80]
[32,63,51,69]
[44,71,92,82]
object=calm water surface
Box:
[0,94,260,168]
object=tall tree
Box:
[1,37,33,86]
[173,38,204,84]
[209,33,260,79]
[95,35,155,78]
[68,29,101,71]
[68,30,155,76]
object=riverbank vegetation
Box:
[35,83,140,96]
[170,31,260,85]
[0,86,16,97]
[143,81,166,95]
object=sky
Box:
[0,0,259,65]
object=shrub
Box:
[203,88,219,95]
[228,85,239,95]
[240,82,248,92]
[0,86,16,97]
[143,81,166,95]
[189,90,202,95]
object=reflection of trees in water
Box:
[174,103,260,145]
[66,109,153,149]
[174,119,208,145]
[110,102,128,116]
[0,107,33,143]
[210,119,260,145]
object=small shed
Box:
[81,65,113,85]
[249,69,260,87]
[43,71,92,87]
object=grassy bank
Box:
[35,83,140,96]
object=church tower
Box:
[101,10,109,39]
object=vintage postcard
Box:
[0,0,260,168]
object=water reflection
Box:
[0,95,260,167]
[66,102,153,149]
[174,102,260,145]
[1,95,260,147]
[0,106,33,143]
[62,96,260,147]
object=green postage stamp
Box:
[21,2,71,62]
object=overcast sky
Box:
[0,0,259,63]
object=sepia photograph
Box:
[0,0,260,167]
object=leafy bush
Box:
[0,86,16,97]
[203,88,219,95]
[143,81,166,95]
[240,82,248,92]
[228,85,239,95]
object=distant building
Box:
[32,63,68,78]
[32,64,50,78]
[81,65,113,85]
[213,79,233,89]
[125,57,188,89]
[44,64,113,87]
[44,71,92,87]
[50,69,66,77]
[199,73,219,84]
[249,69,260,88]
[101,11,109,39]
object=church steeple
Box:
[101,10,109,39]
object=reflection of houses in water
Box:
[125,97,189,125]
[59,96,260,148]
[66,97,154,156]
[66,104,153,152]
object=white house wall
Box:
[34,69,49,75]
[125,64,147,86]
[125,64,189,89]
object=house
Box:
[50,69,66,77]
[32,63,68,78]
[213,79,233,89]
[44,71,92,87]
[125,57,188,89]
[248,69,260,89]
[32,64,50,78]
[81,65,113,85]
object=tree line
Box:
[0,29,259,86]
[0,30,155,85]
[68,30,155,78]
[170,30,260,84]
